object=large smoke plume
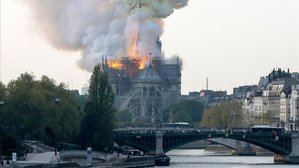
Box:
[25,0,189,71]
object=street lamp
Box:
[208,116,211,131]
[291,117,294,132]
[224,116,228,129]
[232,112,236,128]
[0,101,4,163]
[54,98,60,155]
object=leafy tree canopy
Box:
[0,73,83,154]
[163,100,205,125]
[201,101,244,128]
[0,82,6,100]
[79,65,116,151]
[116,109,132,123]
[254,110,275,126]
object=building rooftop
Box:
[133,63,163,83]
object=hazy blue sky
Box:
[1,0,299,94]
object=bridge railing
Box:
[114,127,292,137]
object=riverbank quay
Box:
[0,156,155,168]
[0,152,80,168]
[95,156,154,168]
[205,145,273,156]
[0,149,156,168]
[57,150,155,167]
[0,162,81,168]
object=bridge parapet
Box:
[114,128,294,156]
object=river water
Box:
[155,149,298,168]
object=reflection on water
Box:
[155,149,298,168]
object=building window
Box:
[150,87,155,97]
[143,86,147,96]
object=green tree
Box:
[0,82,7,155]
[201,101,244,128]
[80,65,115,151]
[256,110,275,125]
[1,73,83,155]
[174,111,192,123]
[116,109,132,123]
[163,100,205,125]
[0,82,5,100]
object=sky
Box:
[1,0,299,94]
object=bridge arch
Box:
[162,130,291,155]
[114,129,292,155]
[206,138,239,151]
[173,139,239,151]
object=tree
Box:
[80,65,115,151]
[201,101,244,128]
[0,82,7,155]
[174,111,192,123]
[0,82,5,100]
[256,110,275,125]
[163,100,205,125]
[116,109,132,123]
[0,73,83,155]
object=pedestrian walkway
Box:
[19,152,58,164]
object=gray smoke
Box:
[25,0,189,71]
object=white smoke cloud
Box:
[24,0,189,71]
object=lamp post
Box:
[54,98,60,155]
[291,117,294,132]
[224,116,228,129]
[0,101,4,163]
[232,112,236,128]
[208,116,211,131]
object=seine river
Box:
[155,149,298,168]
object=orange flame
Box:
[127,32,139,58]
[107,57,149,70]
[108,23,151,70]
[107,60,123,69]
[138,56,149,70]
[126,30,150,70]
[124,18,152,70]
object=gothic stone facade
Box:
[103,57,181,125]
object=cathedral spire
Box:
[149,52,153,65]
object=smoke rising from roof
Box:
[25,0,189,71]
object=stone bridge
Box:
[207,138,256,155]
[114,128,299,164]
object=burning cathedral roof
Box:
[133,62,162,83]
